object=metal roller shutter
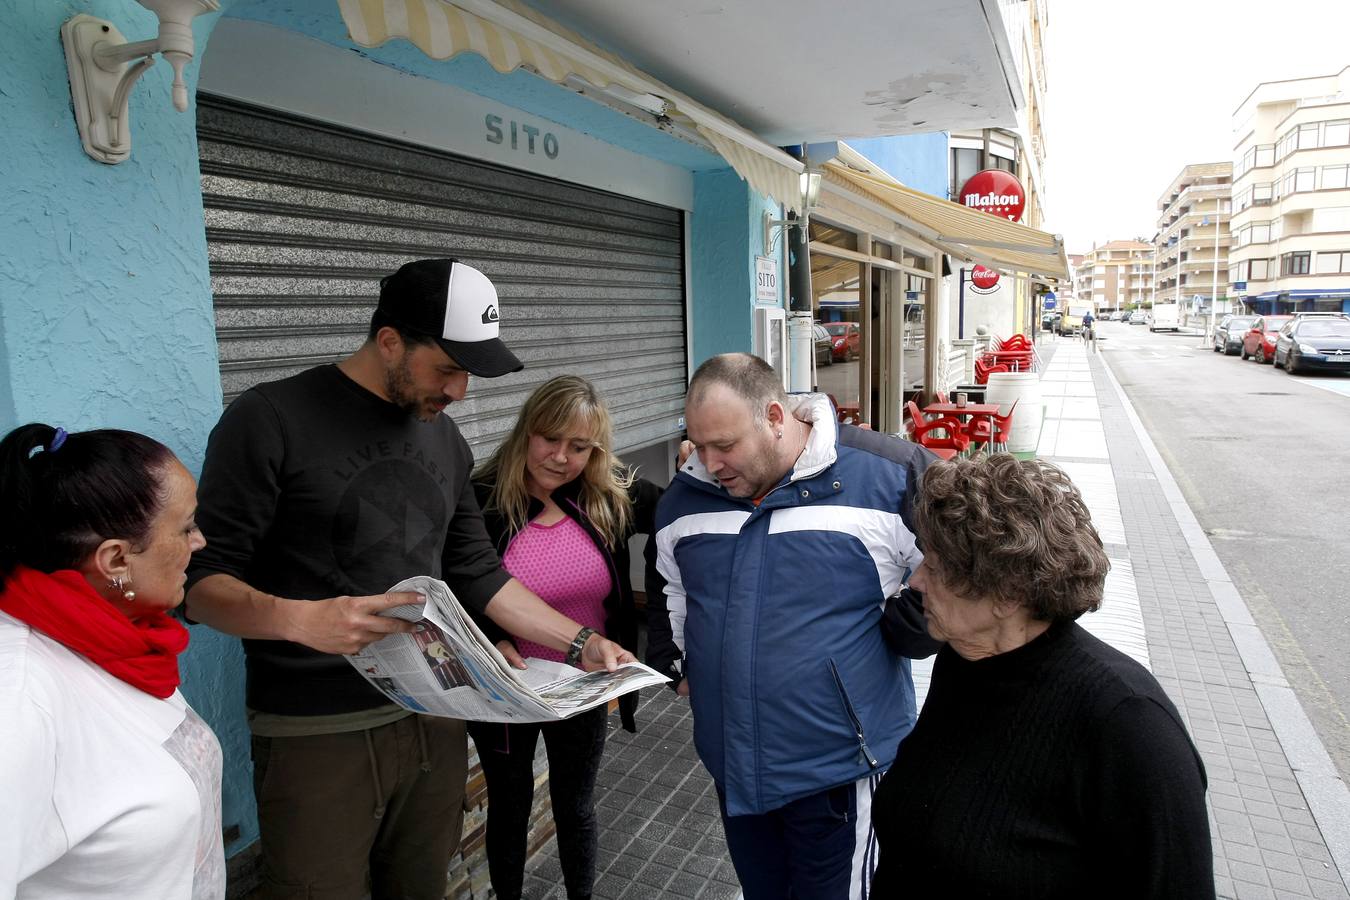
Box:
[196,94,687,455]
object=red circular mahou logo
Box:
[971,265,1000,289]
[959,169,1026,222]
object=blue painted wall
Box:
[2,0,763,860]
[0,0,257,852]
[847,133,950,198]
[689,170,767,366]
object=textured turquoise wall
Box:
[0,0,257,851]
[689,170,772,367]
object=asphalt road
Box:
[1097,319,1350,783]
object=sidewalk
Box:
[520,337,1350,899]
[1038,336,1350,899]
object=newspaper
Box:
[346,575,669,723]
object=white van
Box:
[1147,303,1180,332]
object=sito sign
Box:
[959,169,1026,222]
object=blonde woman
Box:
[468,375,664,900]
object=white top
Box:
[0,611,225,899]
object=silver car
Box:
[1213,315,1256,355]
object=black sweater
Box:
[470,475,665,732]
[872,620,1214,899]
[187,365,511,715]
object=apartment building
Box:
[1073,240,1153,311]
[1229,67,1350,314]
[1154,162,1233,318]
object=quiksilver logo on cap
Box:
[481,305,499,324]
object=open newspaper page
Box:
[346,575,668,723]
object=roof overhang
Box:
[525,0,1024,143]
[335,0,1024,211]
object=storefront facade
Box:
[2,0,1046,873]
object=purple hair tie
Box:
[28,427,69,459]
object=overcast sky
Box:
[1042,1,1349,254]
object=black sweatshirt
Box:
[186,365,510,716]
[872,620,1215,899]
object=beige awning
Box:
[336,0,805,209]
[822,158,1068,282]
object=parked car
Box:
[1240,315,1293,363]
[1274,316,1350,374]
[1112,309,1129,321]
[823,321,861,361]
[812,324,834,367]
[1213,315,1257,355]
[1128,310,1147,325]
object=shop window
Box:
[811,254,862,414]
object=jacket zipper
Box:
[829,659,880,769]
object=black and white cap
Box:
[376,259,524,377]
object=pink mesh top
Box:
[502,513,611,663]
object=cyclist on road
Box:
[1081,310,1097,352]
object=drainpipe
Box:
[786,210,814,392]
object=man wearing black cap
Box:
[186,259,634,899]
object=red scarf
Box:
[1,566,189,699]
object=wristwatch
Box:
[565,626,597,667]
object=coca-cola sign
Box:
[959,169,1026,222]
[970,265,1000,289]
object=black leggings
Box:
[467,706,608,900]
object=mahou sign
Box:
[959,169,1026,222]
[970,265,1000,289]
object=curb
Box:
[1097,350,1350,893]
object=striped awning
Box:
[822,157,1069,282]
[336,0,805,209]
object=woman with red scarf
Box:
[0,423,225,899]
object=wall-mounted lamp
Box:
[62,0,220,165]
[763,170,822,255]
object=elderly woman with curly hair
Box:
[872,455,1214,899]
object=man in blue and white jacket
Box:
[647,353,939,899]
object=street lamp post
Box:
[1207,204,1222,347]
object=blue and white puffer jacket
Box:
[647,394,934,817]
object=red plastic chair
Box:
[905,401,969,460]
[963,399,1017,453]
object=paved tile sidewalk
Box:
[522,336,1350,898]
[1047,336,1350,899]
